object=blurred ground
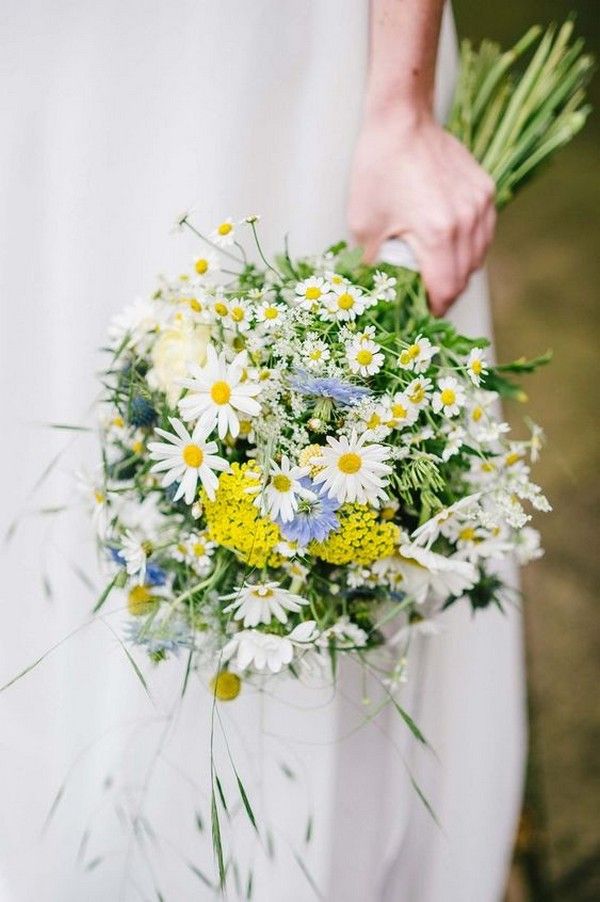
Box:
[454,2,600,899]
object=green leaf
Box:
[211,788,226,889]
[92,574,118,613]
[236,775,258,833]
[187,861,214,889]
[215,774,228,814]
[390,698,429,746]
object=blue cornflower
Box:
[125,618,192,657]
[277,477,340,545]
[289,371,370,406]
[145,562,167,586]
[108,546,126,567]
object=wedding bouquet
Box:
[87,21,590,703]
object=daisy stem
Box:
[248,221,283,280]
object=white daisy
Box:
[398,335,438,373]
[148,417,229,503]
[302,337,331,370]
[222,581,309,627]
[323,284,366,322]
[210,218,236,247]
[256,299,285,325]
[514,526,544,565]
[372,271,397,301]
[254,456,314,523]
[432,376,466,417]
[172,530,216,574]
[405,376,433,408]
[295,276,331,310]
[312,431,392,505]
[193,251,220,279]
[121,530,148,585]
[441,425,466,461]
[398,543,478,603]
[178,345,262,439]
[225,298,253,332]
[346,338,384,376]
[385,393,419,430]
[466,348,488,386]
[222,620,318,673]
[411,493,482,547]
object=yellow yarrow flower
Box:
[202,462,281,567]
[310,503,399,566]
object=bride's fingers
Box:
[417,240,461,317]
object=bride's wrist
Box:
[361,95,435,138]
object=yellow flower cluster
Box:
[202,462,281,567]
[310,503,399,566]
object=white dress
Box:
[0,3,526,900]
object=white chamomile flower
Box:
[172,531,216,574]
[225,298,253,332]
[324,284,366,322]
[193,251,219,279]
[432,376,466,417]
[405,376,433,408]
[210,218,236,247]
[372,271,397,301]
[256,456,314,523]
[148,417,229,503]
[324,270,347,289]
[178,345,262,439]
[302,337,331,369]
[466,348,488,386]
[411,493,482,547]
[222,581,309,627]
[312,430,392,505]
[514,526,544,565]
[441,425,466,461]
[256,299,285,325]
[209,294,231,321]
[357,401,392,438]
[346,338,384,376]
[398,543,478,603]
[108,298,162,351]
[222,621,317,673]
[398,335,438,373]
[385,393,419,430]
[295,276,331,310]
[121,531,148,584]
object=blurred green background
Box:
[454,2,599,900]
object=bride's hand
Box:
[348,111,497,316]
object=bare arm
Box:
[348,0,496,315]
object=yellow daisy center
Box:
[400,345,420,365]
[367,413,381,429]
[231,305,245,322]
[183,443,204,468]
[210,381,232,405]
[471,406,483,422]
[272,474,292,492]
[459,527,476,542]
[211,671,241,701]
[195,258,209,274]
[440,388,456,406]
[188,297,202,312]
[409,385,425,404]
[252,587,274,599]
[481,462,495,473]
[391,403,407,419]
[309,349,322,360]
[264,306,278,319]
[214,301,228,317]
[128,585,156,617]
[94,489,105,504]
[505,452,522,467]
[111,415,124,428]
[305,286,321,300]
[338,452,362,474]
[470,359,483,375]
[217,222,232,236]
[131,439,144,455]
[193,542,206,557]
[356,349,373,365]
[337,292,355,310]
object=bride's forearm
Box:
[365,0,445,119]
